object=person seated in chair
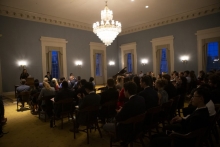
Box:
[72,82,101,132]
[103,81,146,146]
[54,81,75,117]
[99,78,119,124]
[16,79,30,109]
[151,87,211,147]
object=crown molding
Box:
[120,3,220,36]
[0,5,93,32]
[0,4,220,35]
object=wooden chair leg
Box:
[87,125,89,144]
[96,122,102,138]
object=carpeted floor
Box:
[0,93,150,147]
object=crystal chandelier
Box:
[93,1,122,46]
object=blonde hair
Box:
[52,78,59,86]
[43,81,51,90]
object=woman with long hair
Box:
[51,78,60,91]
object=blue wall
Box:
[117,12,220,75]
[0,16,119,92]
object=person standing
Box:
[20,69,29,80]
[45,72,52,82]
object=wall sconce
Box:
[141,59,148,65]
[180,56,189,63]
[18,60,27,69]
[109,61,115,66]
[75,60,82,67]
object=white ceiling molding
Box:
[0,4,220,35]
[120,3,220,35]
[0,5,92,32]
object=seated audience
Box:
[100,78,119,123]
[54,81,75,117]
[155,79,168,105]
[139,76,158,110]
[151,87,211,147]
[73,82,101,131]
[162,74,177,99]
[103,81,146,145]
[16,79,30,109]
[38,81,55,103]
[208,73,220,104]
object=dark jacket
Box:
[164,82,177,99]
[115,95,146,142]
[138,87,158,110]
[77,92,101,125]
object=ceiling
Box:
[0,0,219,29]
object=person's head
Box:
[43,78,48,83]
[77,76,81,81]
[43,81,51,90]
[47,72,50,75]
[116,76,123,84]
[80,79,87,86]
[162,74,171,81]
[179,72,184,77]
[124,81,137,98]
[155,79,167,89]
[192,87,211,107]
[140,76,152,88]
[84,82,94,93]
[132,76,140,86]
[20,79,26,85]
[157,74,162,80]
[34,81,39,88]
[184,70,190,77]
[69,75,74,80]
[208,74,220,88]
[62,81,68,89]
[52,78,58,85]
[89,77,94,82]
[107,78,115,88]
[60,77,65,82]
[70,73,73,76]
[34,79,39,83]
[23,69,27,73]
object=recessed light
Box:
[145,6,149,8]
[131,0,134,1]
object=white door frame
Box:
[196,27,220,72]
[90,42,107,85]
[120,42,137,74]
[40,36,68,79]
[151,35,174,75]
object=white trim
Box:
[40,36,68,79]
[196,27,220,72]
[0,4,219,36]
[89,42,107,84]
[120,42,137,74]
[120,4,220,35]
[151,35,174,75]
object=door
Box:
[94,51,104,85]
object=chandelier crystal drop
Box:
[93,1,122,46]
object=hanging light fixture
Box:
[93,1,122,46]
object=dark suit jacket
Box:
[77,92,101,125]
[115,95,146,142]
[164,82,177,99]
[138,87,158,110]
[100,87,118,105]
[54,88,75,116]
[181,107,209,134]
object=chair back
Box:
[19,91,31,102]
[145,106,162,127]
[169,95,180,118]
[170,127,209,147]
[101,100,117,118]
[55,98,75,114]
[120,112,146,124]
[78,105,100,123]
